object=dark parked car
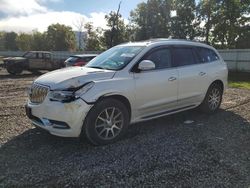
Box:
[64,54,97,67]
[3,51,65,75]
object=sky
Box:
[0,0,147,33]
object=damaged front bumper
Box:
[25,97,92,137]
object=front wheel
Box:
[6,65,23,75]
[200,83,223,113]
[84,98,129,145]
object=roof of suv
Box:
[120,38,213,49]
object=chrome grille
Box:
[29,83,49,104]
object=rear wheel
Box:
[84,98,129,145]
[200,83,223,113]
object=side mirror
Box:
[138,60,155,71]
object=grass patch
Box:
[228,72,250,89]
[229,81,250,89]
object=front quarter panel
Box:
[81,71,136,117]
[82,72,135,102]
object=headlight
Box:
[50,82,94,102]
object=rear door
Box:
[43,53,52,69]
[133,46,178,119]
[172,46,210,107]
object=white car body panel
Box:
[133,68,178,119]
[26,39,228,137]
[35,66,115,90]
[28,97,92,137]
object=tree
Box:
[46,23,76,51]
[130,2,148,40]
[16,33,33,51]
[31,31,48,50]
[103,11,127,48]
[130,0,172,40]
[84,22,103,51]
[236,25,250,49]
[4,32,18,50]
[211,0,250,48]
[170,0,197,39]
[0,32,5,50]
[197,0,217,44]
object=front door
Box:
[133,47,178,119]
[28,52,45,69]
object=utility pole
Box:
[110,1,122,48]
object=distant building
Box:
[74,31,86,50]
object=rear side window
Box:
[83,56,95,62]
[44,53,51,59]
[196,47,220,63]
[144,48,171,69]
[172,47,197,67]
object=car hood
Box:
[3,57,26,62]
[34,67,116,90]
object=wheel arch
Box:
[97,94,132,121]
[210,79,224,93]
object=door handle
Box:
[199,72,206,76]
[168,77,177,81]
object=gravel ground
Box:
[0,69,250,187]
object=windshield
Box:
[86,46,145,70]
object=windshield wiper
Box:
[87,66,105,69]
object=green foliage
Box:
[129,0,250,48]
[16,33,33,51]
[197,0,250,48]
[103,11,128,48]
[0,32,5,50]
[47,23,76,51]
[9,31,49,51]
[211,0,250,48]
[130,0,172,40]
[84,22,103,51]
[197,0,217,44]
[170,0,197,39]
[229,81,250,89]
[4,32,18,50]
[31,31,48,50]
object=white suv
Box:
[26,39,228,145]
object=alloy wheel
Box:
[208,88,221,110]
[95,107,124,140]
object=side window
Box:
[29,53,36,58]
[44,53,51,59]
[143,48,171,69]
[38,53,43,59]
[196,47,220,63]
[172,47,197,67]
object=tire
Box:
[200,83,223,113]
[6,65,23,75]
[84,98,129,145]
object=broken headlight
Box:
[50,82,94,102]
